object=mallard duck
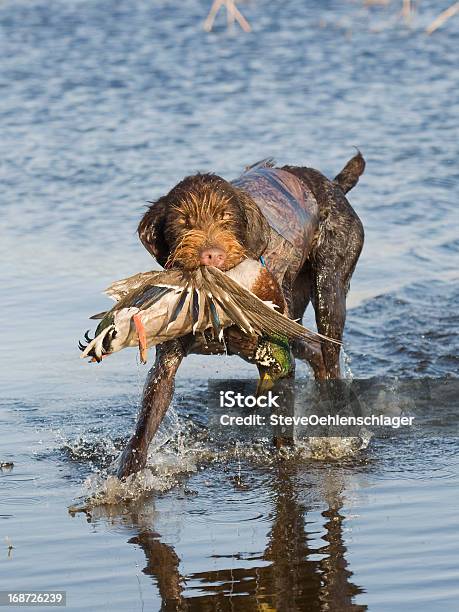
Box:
[79,259,339,370]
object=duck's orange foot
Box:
[133,313,148,364]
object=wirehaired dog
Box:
[117,153,365,478]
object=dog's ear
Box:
[138,199,169,267]
[239,195,271,258]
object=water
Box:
[1,0,458,609]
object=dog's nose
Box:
[199,247,227,268]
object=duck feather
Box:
[80,261,340,363]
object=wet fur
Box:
[118,153,365,478]
[138,173,270,269]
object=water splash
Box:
[298,432,372,460]
[65,351,371,507]
[68,429,372,510]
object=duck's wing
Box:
[89,269,189,319]
[201,266,342,346]
[104,269,184,302]
[80,264,340,364]
[81,270,194,361]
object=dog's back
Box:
[231,154,365,285]
[232,166,318,282]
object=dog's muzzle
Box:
[199,246,227,269]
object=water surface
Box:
[1,1,458,610]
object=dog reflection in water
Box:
[99,465,366,610]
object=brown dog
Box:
[117,153,365,478]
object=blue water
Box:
[1,1,458,610]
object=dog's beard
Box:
[167,227,246,271]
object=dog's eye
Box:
[221,212,232,221]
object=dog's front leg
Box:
[292,338,327,380]
[117,338,187,480]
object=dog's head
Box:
[138,174,270,271]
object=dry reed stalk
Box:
[204,0,251,32]
[426,2,459,34]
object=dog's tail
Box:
[334,150,365,194]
